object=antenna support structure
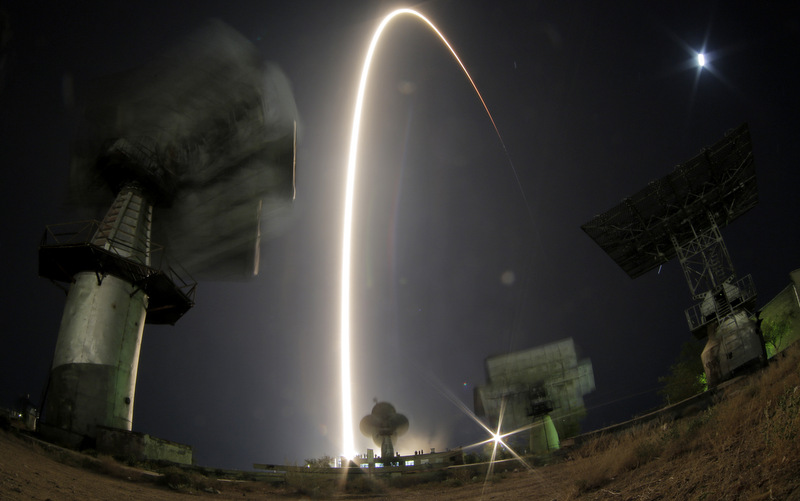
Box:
[35,22,297,447]
[582,124,766,386]
[38,180,196,446]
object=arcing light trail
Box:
[340,8,524,458]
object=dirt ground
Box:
[1,422,799,500]
[3,345,800,501]
[0,427,577,500]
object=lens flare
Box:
[340,8,513,458]
[423,372,534,495]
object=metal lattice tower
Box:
[581,123,758,338]
[93,183,153,265]
[671,211,756,334]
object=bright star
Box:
[697,52,706,67]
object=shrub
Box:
[157,465,217,493]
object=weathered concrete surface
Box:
[96,426,193,465]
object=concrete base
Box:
[96,426,193,465]
[38,422,90,449]
[45,362,136,438]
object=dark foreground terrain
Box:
[2,344,799,500]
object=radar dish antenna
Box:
[359,401,409,463]
[581,124,766,386]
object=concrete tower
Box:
[39,180,193,446]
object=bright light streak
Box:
[697,52,706,67]
[421,368,534,475]
[424,373,536,496]
[339,8,508,458]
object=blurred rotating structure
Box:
[38,21,297,446]
[474,338,595,455]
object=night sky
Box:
[1,1,799,469]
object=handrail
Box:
[684,274,757,332]
[41,220,196,303]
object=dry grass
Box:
[282,465,392,498]
[156,465,223,493]
[284,468,339,498]
[561,344,800,500]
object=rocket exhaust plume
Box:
[339,8,511,458]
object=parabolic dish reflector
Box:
[581,123,756,279]
[359,401,409,447]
